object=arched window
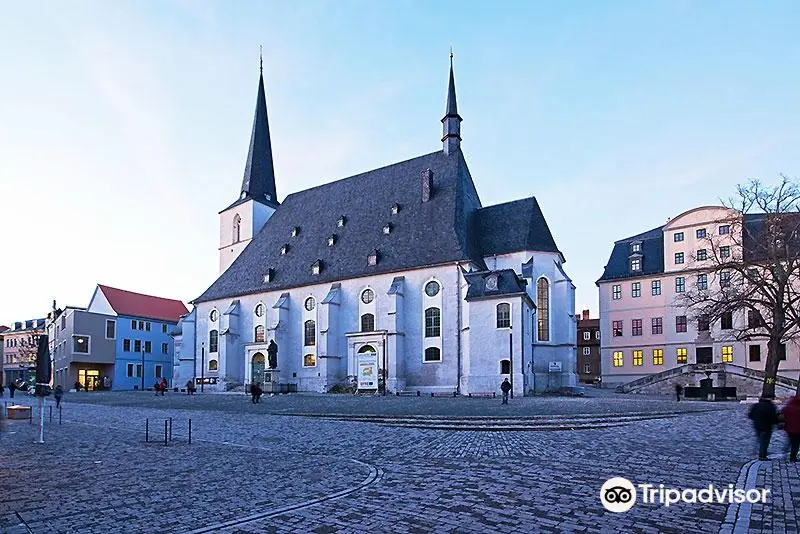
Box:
[304,320,316,346]
[209,330,219,353]
[232,214,241,243]
[361,313,375,332]
[424,347,441,362]
[303,354,316,367]
[500,359,511,374]
[209,359,218,371]
[537,278,550,342]
[424,307,441,337]
[496,303,511,328]
[254,325,265,342]
[358,344,376,354]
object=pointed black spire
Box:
[240,58,278,207]
[441,50,462,155]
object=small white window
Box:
[583,347,591,355]
[583,331,590,341]
[255,303,265,317]
[361,289,375,304]
[304,297,316,311]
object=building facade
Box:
[3,318,45,385]
[598,206,800,394]
[576,310,600,384]
[185,60,577,396]
[49,305,115,391]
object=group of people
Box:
[153,378,169,396]
[749,394,800,462]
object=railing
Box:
[616,362,799,393]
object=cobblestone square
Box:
[1,391,798,533]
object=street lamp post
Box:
[140,339,145,391]
[201,341,205,393]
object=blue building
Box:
[85,285,188,390]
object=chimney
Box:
[582,309,590,320]
[422,169,433,202]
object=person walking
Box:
[500,378,512,405]
[0,383,4,398]
[9,381,16,399]
[674,383,683,402]
[54,385,64,409]
[185,379,195,395]
[160,378,168,396]
[250,383,259,404]
[749,396,779,460]
[781,394,800,463]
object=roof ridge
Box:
[98,284,185,304]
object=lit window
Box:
[677,348,687,364]
[653,349,664,365]
[675,252,684,264]
[630,258,641,272]
[696,228,706,238]
[304,320,316,346]
[651,280,661,296]
[697,249,708,261]
[303,354,316,367]
[424,347,441,362]
[425,308,441,337]
[536,278,549,341]
[612,285,621,300]
[613,351,623,367]
[633,350,643,366]
[632,319,642,336]
[674,232,684,242]
[208,359,218,371]
[676,277,685,293]
[360,314,375,332]
[721,346,733,363]
[631,282,641,298]
[254,325,265,342]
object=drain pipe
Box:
[455,262,463,396]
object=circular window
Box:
[304,297,316,311]
[425,281,440,297]
[485,275,498,291]
[255,304,264,317]
[361,289,375,304]
[209,309,218,322]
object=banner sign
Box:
[357,352,379,390]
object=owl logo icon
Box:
[600,477,637,513]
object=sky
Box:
[1,0,799,325]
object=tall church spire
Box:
[240,56,278,206]
[441,51,462,155]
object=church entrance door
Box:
[252,353,266,384]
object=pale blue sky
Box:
[1,1,798,324]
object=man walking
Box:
[674,383,683,402]
[500,378,512,405]
[9,381,16,399]
[54,385,64,409]
[749,396,779,460]
[781,394,800,463]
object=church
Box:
[176,58,577,396]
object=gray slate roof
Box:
[476,197,561,258]
[464,269,529,301]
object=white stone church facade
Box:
[176,60,577,396]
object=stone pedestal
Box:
[263,369,281,394]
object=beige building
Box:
[2,318,46,385]
[597,206,800,396]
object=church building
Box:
[182,58,577,396]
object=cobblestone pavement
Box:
[1,394,798,533]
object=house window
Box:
[254,325,265,342]
[676,316,687,333]
[633,350,643,366]
[424,347,441,362]
[146,322,151,332]
[631,282,641,298]
[613,351,623,367]
[612,320,623,337]
[136,364,143,378]
[612,285,621,300]
[208,359,218,371]
[361,314,375,332]
[674,232,684,242]
[139,321,144,330]
[632,319,642,336]
[127,363,135,377]
[131,320,137,330]
[537,278,550,342]
[697,274,708,290]
[676,276,685,293]
[73,335,89,353]
[304,320,316,346]
[61,315,66,330]
[162,324,167,333]
[720,246,731,259]
[144,341,152,353]
[492,303,511,329]
[720,311,733,330]
[583,331,590,341]
[749,345,761,362]
[779,344,787,361]
[677,348,688,364]
[106,320,116,339]
[697,315,710,331]
[584,363,592,374]
[135,340,142,352]
[651,317,663,335]
[696,228,707,238]
[653,349,664,365]
[748,310,763,328]
[123,339,131,352]
[719,225,730,235]
[583,347,591,356]
[721,346,733,363]
[425,308,441,337]
[630,258,641,272]
[651,280,661,296]
[720,271,731,288]
[674,252,684,264]
[500,360,511,374]
[161,343,168,355]
[304,354,316,367]
[361,289,375,304]
[209,330,218,353]
[155,365,163,379]
[697,249,708,261]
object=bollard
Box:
[188,419,192,445]
[169,417,173,441]
[146,418,149,443]
[164,420,168,446]
[49,405,52,423]
[29,407,33,425]
[59,406,62,425]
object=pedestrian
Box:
[185,379,195,395]
[54,385,64,408]
[749,396,779,460]
[251,383,259,404]
[9,381,16,399]
[160,378,168,396]
[103,376,111,390]
[154,380,161,396]
[674,383,683,402]
[255,383,262,403]
[781,394,800,463]
[500,378,512,405]
[0,383,4,398]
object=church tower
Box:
[441,53,462,155]
[219,57,280,274]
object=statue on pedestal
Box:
[267,339,278,369]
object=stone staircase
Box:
[616,363,799,394]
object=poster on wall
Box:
[357,352,379,390]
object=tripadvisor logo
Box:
[600,477,770,512]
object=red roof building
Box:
[89,285,188,322]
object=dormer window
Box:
[312,260,323,275]
[280,244,289,255]
[262,269,273,283]
[337,216,346,227]
[368,250,379,266]
[630,258,641,272]
[327,235,337,247]
[391,203,400,215]
[630,242,641,254]
[383,223,392,235]
[291,226,300,237]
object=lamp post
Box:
[140,339,145,391]
[509,325,513,399]
[201,341,205,393]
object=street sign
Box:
[548,361,562,372]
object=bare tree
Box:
[677,176,800,397]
